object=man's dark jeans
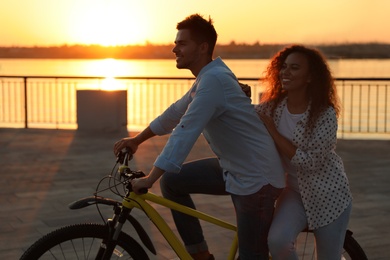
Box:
[160,157,282,259]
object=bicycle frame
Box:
[122,191,238,259]
[23,148,367,260]
[70,186,366,260]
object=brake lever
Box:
[116,150,125,164]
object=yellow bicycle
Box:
[20,150,367,260]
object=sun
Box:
[70,1,149,46]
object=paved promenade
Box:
[0,128,389,259]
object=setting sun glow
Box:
[69,1,149,46]
[100,77,124,91]
[91,59,126,90]
[0,0,390,46]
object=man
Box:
[114,14,284,260]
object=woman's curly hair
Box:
[260,44,340,131]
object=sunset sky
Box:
[1,0,389,47]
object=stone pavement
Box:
[0,128,389,259]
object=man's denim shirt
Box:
[150,57,284,195]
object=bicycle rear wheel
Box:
[20,223,150,260]
[296,229,367,260]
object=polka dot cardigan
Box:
[256,98,353,230]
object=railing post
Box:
[24,77,28,129]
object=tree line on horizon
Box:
[0,42,389,59]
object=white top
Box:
[278,105,303,191]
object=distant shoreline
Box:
[1,43,390,59]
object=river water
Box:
[1,58,390,78]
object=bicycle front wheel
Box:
[20,223,150,260]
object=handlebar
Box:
[116,148,133,165]
[116,149,148,194]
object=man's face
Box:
[172,29,202,70]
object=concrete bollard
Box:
[77,90,127,132]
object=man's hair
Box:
[177,14,218,56]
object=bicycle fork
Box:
[95,205,131,259]
[68,195,156,258]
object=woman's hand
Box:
[259,113,297,160]
[259,113,278,137]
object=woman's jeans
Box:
[268,187,352,260]
[160,157,282,260]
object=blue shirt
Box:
[150,57,284,195]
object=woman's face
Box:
[279,52,311,93]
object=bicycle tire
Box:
[343,230,368,260]
[296,229,367,260]
[20,223,150,260]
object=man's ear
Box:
[199,42,209,54]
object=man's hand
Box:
[113,127,156,156]
[113,137,139,156]
[130,166,165,194]
[131,176,153,194]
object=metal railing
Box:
[1,76,389,139]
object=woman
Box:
[256,45,353,259]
